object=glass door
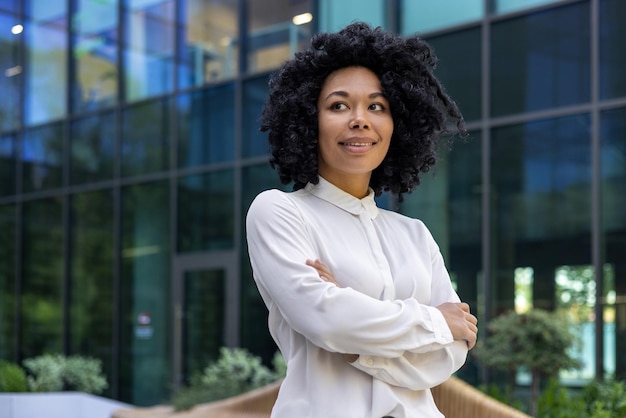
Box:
[172,251,238,388]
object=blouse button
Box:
[366,357,374,366]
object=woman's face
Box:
[316,66,393,197]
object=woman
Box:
[246,22,478,418]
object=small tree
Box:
[474,309,581,416]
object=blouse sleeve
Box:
[246,190,457,358]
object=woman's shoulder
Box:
[247,188,306,219]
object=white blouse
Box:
[246,177,468,418]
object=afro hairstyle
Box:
[259,21,465,200]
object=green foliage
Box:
[22,354,108,394]
[172,347,285,411]
[474,309,581,377]
[537,378,626,418]
[0,360,28,392]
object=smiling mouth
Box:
[338,142,377,146]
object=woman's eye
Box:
[369,103,385,111]
[331,102,348,110]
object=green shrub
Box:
[579,379,626,418]
[172,347,284,411]
[537,378,626,418]
[0,360,28,392]
[23,354,108,394]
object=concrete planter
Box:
[0,392,131,418]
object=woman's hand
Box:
[436,302,478,350]
[306,259,341,287]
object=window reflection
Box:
[124,0,175,101]
[24,0,68,125]
[0,204,16,360]
[402,0,482,34]
[599,0,626,100]
[177,169,235,252]
[71,0,119,111]
[22,197,63,359]
[179,0,239,87]
[0,1,18,13]
[492,0,563,14]
[318,0,385,33]
[427,28,482,122]
[70,112,115,184]
[490,3,590,117]
[0,11,21,132]
[247,0,312,73]
[121,98,170,177]
[177,84,235,167]
[241,74,269,158]
[120,181,170,405]
[0,134,15,196]
[70,190,114,396]
[22,122,64,192]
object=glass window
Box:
[402,0,482,34]
[70,111,116,185]
[22,122,64,193]
[177,83,235,168]
[121,98,170,177]
[0,134,15,196]
[178,0,239,88]
[119,181,170,406]
[0,204,16,360]
[177,169,235,252]
[492,0,564,15]
[241,74,269,158]
[22,197,64,359]
[24,0,68,125]
[247,0,313,73]
[0,1,18,13]
[490,2,590,117]
[491,114,591,315]
[601,106,626,380]
[0,11,22,132]
[70,190,114,395]
[599,0,626,100]
[71,0,119,112]
[427,28,482,122]
[124,0,175,101]
[318,0,386,33]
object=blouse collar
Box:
[304,176,379,219]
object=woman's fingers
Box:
[306,259,340,286]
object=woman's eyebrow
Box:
[323,90,386,101]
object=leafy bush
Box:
[0,360,28,392]
[537,378,626,418]
[23,354,108,394]
[172,347,285,411]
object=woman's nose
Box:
[349,111,369,129]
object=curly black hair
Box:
[260,22,465,200]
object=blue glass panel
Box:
[247,0,313,74]
[402,0,482,34]
[0,11,21,132]
[22,122,64,192]
[24,0,68,125]
[177,83,235,167]
[70,111,116,184]
[177,0,239,88]
[427,28,481,121]
[493,0,563,15]
[599,0,626,100]
[71,0,119,112]
[0,1,18,13]
[491,2,590,117]
[124,0,175,101]
[177,169,234,252]
[241,74,269,158]
[0,134,15,196]
[121,98,170,177]
[318,0,386,33]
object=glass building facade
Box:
[0,0,624,406]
